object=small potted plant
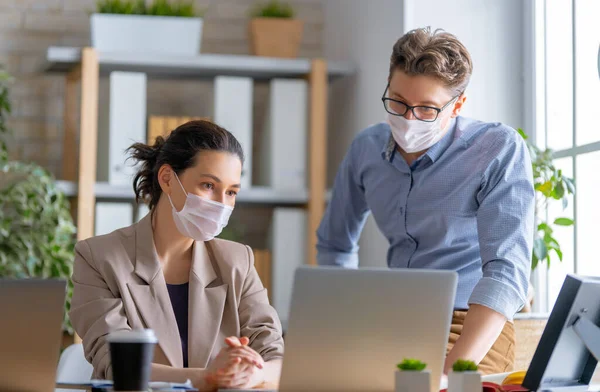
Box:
[92,0,204,55]
[249,0,304,58]
[395,359,430,392]
[448,359,481,392]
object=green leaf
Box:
[397,359,427,371]
[536,181,553,196]
[563,177,576,194]
[531,254,539,271]
[554,217,574,226]
[452,359,478,372]
[533,237,548,262]
[537,222,552,234]
[552,247,563,262]
[251,0,295,18]
[517,128,528,140]
[552,182,565,200]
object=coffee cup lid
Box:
[107,329,158,344]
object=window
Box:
[535,0,600,311]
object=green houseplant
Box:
[452,359,478,372]
[397,359,427,371]
[96,0,199,17]
[448,359,480,392]
[517,129,575,270]
[395,358,430,392]
[249,1,304,58]
[92,0,205,55]
[0,67,77,333]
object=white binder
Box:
[97,72,147,186]
[214,76,253,189]
[269,207,307,328]
[258,79,307,190]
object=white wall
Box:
[322,0,526,268]
[404,0,525,129]
[322,0,404,267]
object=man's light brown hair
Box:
[390,27,473,96]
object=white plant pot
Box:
[91,14,203,55]
[448,371,481,392]
[395,370,431,392]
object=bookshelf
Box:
[45,47,355,266]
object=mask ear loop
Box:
[167,171,187,210]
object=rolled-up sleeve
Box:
[239,246,284,362]
[69,240,131,379]
[316,139,369,268]
[471,133,535,320]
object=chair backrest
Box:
[55,343,93,392]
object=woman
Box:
[70,120,284,390]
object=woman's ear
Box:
[451,94,467,118]
[157,164,173,195]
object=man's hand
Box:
[204,337,265,389]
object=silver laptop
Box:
[0,279,67,392]
[278,266,457,392]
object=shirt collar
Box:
[382,117,457,163]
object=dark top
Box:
[166,282,190,368]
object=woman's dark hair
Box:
[127,120,244,210]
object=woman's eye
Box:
[226,190,238,197]
[202,183,214,190]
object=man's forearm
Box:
[443,304,507,374]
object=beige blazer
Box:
[69,214,284,379]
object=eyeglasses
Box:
[381,84,459,122]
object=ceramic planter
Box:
[249,18,304,58]
[91,14,203,55]
[448,370,481,392]
[395,369,431,392]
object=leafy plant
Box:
[96,0,146,14]
[517,129,575,270]
[147,0,195,17]
[251,0,295,18]
[0,66,12,162]
[96,0,201,17]
[397,359,427,371]
[0,68,77,333]
[452,359,478,372]
[0,162,77,333]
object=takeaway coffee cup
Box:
[107,329,158,391]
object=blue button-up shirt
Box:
[317,116,534,320]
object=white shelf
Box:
[45,47,356,80]
[56,180,309,205]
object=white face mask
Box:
[167,173,233,242]
[387,113,450,153]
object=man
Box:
[317,27,534,374]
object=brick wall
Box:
[0,0,324,177]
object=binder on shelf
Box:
[214,76,253,189]
[269,208,306,327]
[95,202,134,236]
[147,116,209,145]
[97,72,147,186]
[258,79,307,190]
